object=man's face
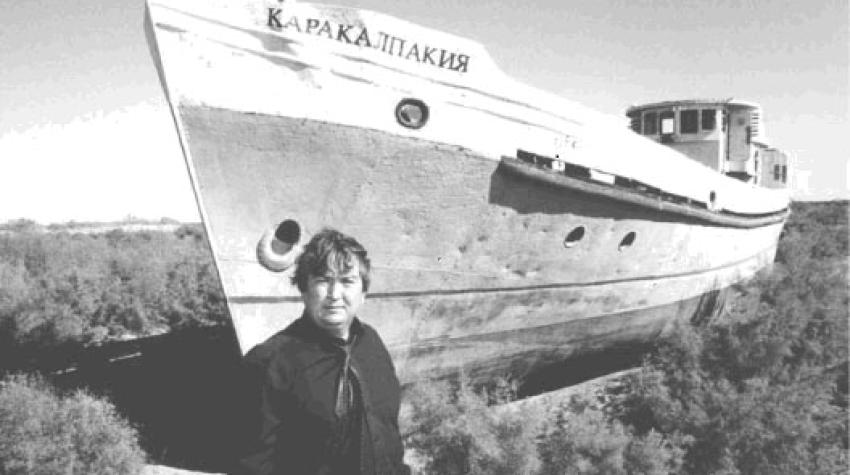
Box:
[301,261,366,340]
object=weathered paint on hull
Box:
[176,105,780,383]
[393,289,727,384]
[144,0,788,385]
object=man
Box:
[233,228,408,475]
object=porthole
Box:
[618,231,636,251]
[395,98,429,129]
[563,226,585,248]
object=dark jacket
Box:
[233,316,408,475]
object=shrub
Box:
[612,327,848,474]
[607,200,849,474]
[0,225,227,362]
[537,395,685,475]
[0,374,146,474]
[402,378,686,475]
[402,377,542,475]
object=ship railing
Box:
[506,150,787,229]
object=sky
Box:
[1,0,847,224]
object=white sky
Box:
[1,0,847,223]
[0,102,197,223]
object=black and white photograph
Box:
[1,0,847,473]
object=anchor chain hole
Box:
[275,219,301,245]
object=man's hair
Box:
[292,228,371,293]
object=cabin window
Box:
[701,109,716,130]
[774,165,782,180]
[781,165,788,183]
[660,111,675,135]
[630,115,641,133]
[680,109,699,134]
[643,112,657,135]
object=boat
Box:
[144,0,790,385]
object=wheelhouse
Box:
[626,99,788,188]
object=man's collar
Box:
[294,314,363,345]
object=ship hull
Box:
[176,105,780,383]
[145,0,788,384]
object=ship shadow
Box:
[49,326,245,473]
[516,342,653,397]
[487,161,700,224]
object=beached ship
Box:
[144,0,790,384]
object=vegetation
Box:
[537,396,686,474]
[403,378,543,475]
[0,220,227,471]
[0,374,146,474]
[0,222,226,368]
[403,200,848,474]
[0,200,845,473]
[403,377,688,474]
[610,200,848,474]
